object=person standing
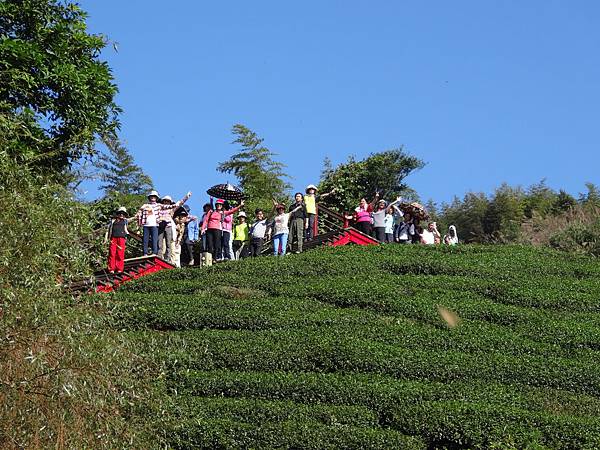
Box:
[396,212,415,244]
[371,197,402,242]
[288,192,307,253]
[201,199,243,262]
[443,225,459,245]
[233,212,250,259]
[105,207,129,273]
[249,209,269,257]
[136,190,191,256]
[420,222,441,245]
[221,201,234,261]
[304,185,318,241]
[270,202,302,256]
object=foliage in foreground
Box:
[0,0,119,171]
[111,244,600,449]
[0,159,155,449]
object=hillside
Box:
[110,245,600,449]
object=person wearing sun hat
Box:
[371,195,402,243]
[105,206,130,273]
[201,198,244,262]
[232,211,250,259]
[303,184,335,241]
[135,190,192,256]
[270,200,303,256]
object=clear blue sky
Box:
[81,0,600,214]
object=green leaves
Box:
[318,149,425,211]
[111,244,600,448]
[218,124,291,213]
[0,0,119,171]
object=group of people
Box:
[347,192,459,246]
[105,185,458,273]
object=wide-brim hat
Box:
[238,211,247,218]
[161,195,173,204]
[147,190,160,200]
[305,184,318,193]
[116,206,127,214]
[215,198,225,205]
[276,203,286,210]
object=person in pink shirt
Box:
[201,198,243,262]
[345,194,377,236]
[221,201,235,260]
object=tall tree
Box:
[318,149,424,212]
[0,0,119,172]
[218,124,291,213]
[95,132,153,196]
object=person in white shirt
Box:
[420,222,441,245]
[443,225,459,245]
[270,202,302,256]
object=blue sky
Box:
[81,0,600,214]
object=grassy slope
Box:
[111,245,600,449]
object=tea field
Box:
[109,245,600,449]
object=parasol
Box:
[206,183,246,201]
[399,201,429,221]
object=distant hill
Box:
[111,244,600,449]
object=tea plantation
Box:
[109,245,600,449]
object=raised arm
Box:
[224,200,244,216]
[174,191,192,208]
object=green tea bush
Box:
[111,242,600,448]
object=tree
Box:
[523,179,557,219]
[218,124,291,213]
[551,189,577,214]
[579,182,600,208]
[94,132,153,196]
[0,0,119,171]
[318,149,424,212]
[483,183,525,242]
[439,193,489,243]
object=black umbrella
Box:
[206,183,246,201]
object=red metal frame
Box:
[331,228,379,247]
[96,256,174,293]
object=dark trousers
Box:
[182,242,196,265]
[374,226,386,242]
[355,221,372,236]
[205,228,222,260]
[233,240,249,259]
[250,237,264,257]
[385,232,394,243]
[143,226,159,255]
[289,217,305,252]
[305,213,315,240]
[222,230,232,260]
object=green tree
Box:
[523,179,557,219]
[439,192,489,243]
[94,132,153,196]
[218,124,291,213]
[483,183,525,242]
[318,149,424,212]
[579,182,600,208]
[551,189,577,214]
[0,0,119,171]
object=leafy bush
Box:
[0,159,157,448]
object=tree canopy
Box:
[318,149,425,211]
[94,132,153,196]
[0,0,120,171]
[218,124,291,213]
